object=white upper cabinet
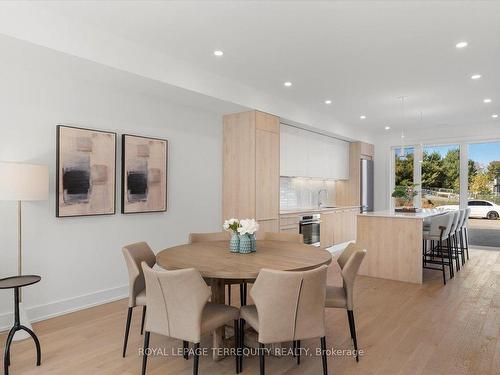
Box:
[280,125,308,177]
[280,124,349,180]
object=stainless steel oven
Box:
[299,214,321,246]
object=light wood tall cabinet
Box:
[223,111,280,234]
[336,141,374,206]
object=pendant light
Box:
[397,96,408,160]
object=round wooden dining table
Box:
[156,239,332,360]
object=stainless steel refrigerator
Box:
[360,159,374,212]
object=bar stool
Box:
[454,209,467,266]
[448,210,463,272]
[423,212,454,284]
[461,208,471,261]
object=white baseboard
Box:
[0,285,128,332]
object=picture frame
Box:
[121,134,168,214]
[56,125,117,217]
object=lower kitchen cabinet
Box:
[320,208,358,247]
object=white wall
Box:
[0,36,236,330]
[373,124,500,211]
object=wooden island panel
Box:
[357,215,423,284]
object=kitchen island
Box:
[356,210,443,284]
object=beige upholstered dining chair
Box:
[121,242,156,357]
[189,232,246,306]
[262,232,303,244]
[239,266,329,375]
[241,232,304,305]
[325,243,366,362]
[141,264,240,375]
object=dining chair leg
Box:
[122,307,133,357]
[239,319,245,371]
[320,337,328,375]
[193,343,200,375]
[259,343,265,375]
[292,340,296,357]
[296,340,301,365]
[183,341,189,360]
[234,319,240,374]
[228,284,232,306]
[140,306,147,335]
[141,331,150,375]
[347,310,359,362]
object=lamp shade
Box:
[0,162,49,201]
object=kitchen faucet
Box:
[317,189,328,208]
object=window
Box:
[421,145,460,208]
[467,141,500,247]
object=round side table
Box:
[0,275,41,375]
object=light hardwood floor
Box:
[1,248,499,375]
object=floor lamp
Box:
[0,162,49,340]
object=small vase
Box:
[229,232,240,253]
[239,234,252,254]
[249,233,256,252]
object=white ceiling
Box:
[2,1,500,137]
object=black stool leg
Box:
[439,237,446,285]
[465,228,470,260]
[228,284,232,306]
[123,307,133,357]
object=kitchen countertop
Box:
[358,209,445,219]
[280,206,361,215]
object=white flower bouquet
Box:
[237,219,260,235]
[238,219,259,253]
[223,218,240,233]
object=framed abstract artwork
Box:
[121,134,168,214]
[56,125,117,217]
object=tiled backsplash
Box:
[280,177,337,210]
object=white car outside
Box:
[436,200,500,220]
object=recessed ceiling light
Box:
[360,115,366,119]
[455,41,468,49]
[213,50,224,56]
[492,114,499,118]
[284,81,292,87]
[324,100,332,105]
[470,74,482,80]
[384,126,391,130]
[483,98,492,103]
